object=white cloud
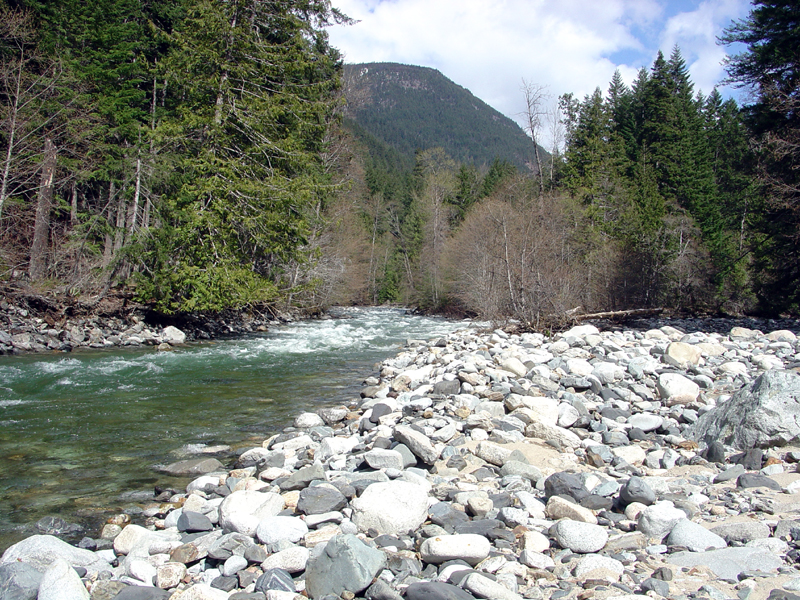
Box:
[657,0,750,96]
[327,0,751,127]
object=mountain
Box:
[342,62,541,171]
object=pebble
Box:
[3,318,800,600]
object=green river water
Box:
[0,307,475,551]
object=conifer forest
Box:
[0,0,798,324]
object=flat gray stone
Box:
[710,521,771,544]
[37,558,88,600]
[162,458,224,475]
[404,581,477,600]
[394,425,440,464]
[668,547,783,581]
[461,572,521,600]
[297,486,347,515]
[666,519,727,552]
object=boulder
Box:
[351,480,428,535]
[255,516,308,545]
[0,534,111,575]
[161,326,187,345]
[218,490,284,536]
[656,373,700,403]
[0,562,43,600]
[688,370,800,450]
[37,558,88,600]
[304,534,386,599]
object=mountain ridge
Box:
[342,62,542,171]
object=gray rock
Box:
[177,510,214,533]
[280,463,325,491]
[738,473,782,490]
[688,370,800,450]
[573,554,624,578]
[162,458,224,476]
[461,572,521,600]
[37,558,88,600]
[0,562,42,600]
[351,480,429,535]
[112,588,172,600]
[304,534,387,599]
[255,516,308,545]
[297,486,347,515]
[393,425,439,464]
[667,546,782,580]
[499,460,543,483]
[218,490,284,537]
[544,472,589,502]
[666,519,727,551]
[552,520,608,553]
[420,534,491,565]
[637,501,687,541]
[619,476,656,506]
[208,532,254,560]
[0,534,111,575]
[404,581,477,600]
[161,325,186,345]
[261,546,309,574]
[641,577,670,596]
[710,521,771,544]
[254,568,295,593]
[628,414,663,432]
[714,464,745,483]
[364,448,405,471]
[365,579,403,600]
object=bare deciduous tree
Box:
[520,80,549,195]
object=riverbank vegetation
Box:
[0,0,797,325]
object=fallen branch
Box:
[571,307,664,321]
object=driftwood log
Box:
[569,307,664,322]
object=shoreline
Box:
[3,319,800,598]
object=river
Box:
[0,307,476,551]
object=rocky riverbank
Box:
[3,321,800,600]
[0,292,301,354]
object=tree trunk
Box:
[102,181,116,268]
[29,137,56,281]
[70,181,78,226]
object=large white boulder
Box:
[351,480,429,535]
[218,490,285,536]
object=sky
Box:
[326,0,753,135]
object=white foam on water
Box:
[37,358,81,374]
[0,399,26,407]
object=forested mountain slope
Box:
[342,63,543,171]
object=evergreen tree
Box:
[720,0,800,311]
[135,0,344,312]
